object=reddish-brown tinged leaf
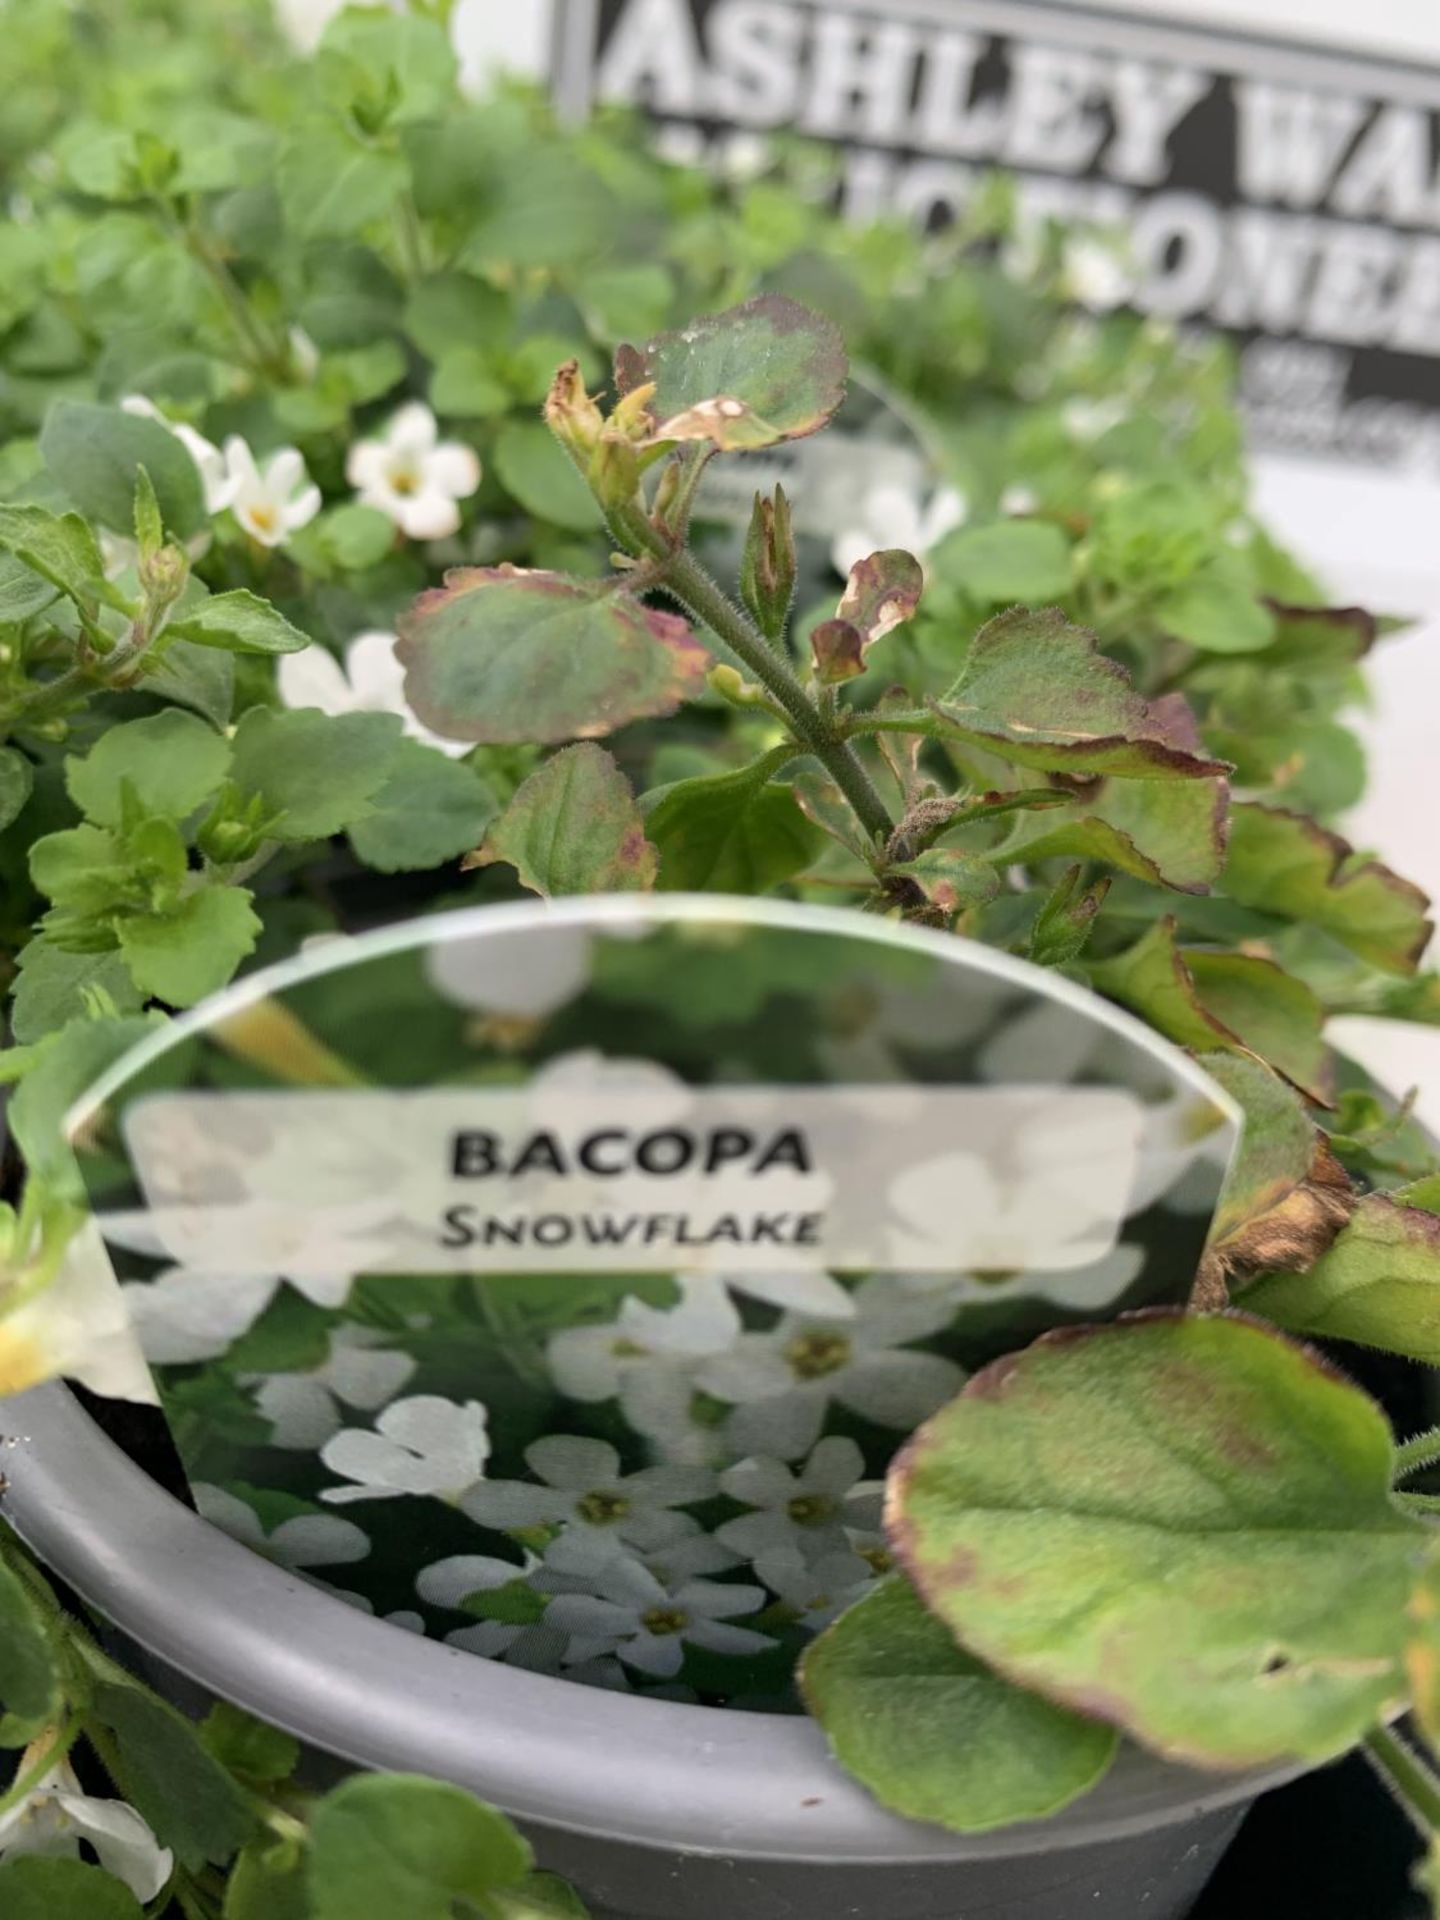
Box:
[396,566,707,745]
[838,550,924,646]
[1265,600,1379,662]
[931,608,1232,781]
[888,1310,1423,1771]
[468,744,657,896]
[615,295,848,451]
[1224,803,1432,976]
[1241,1186,1440,1362]
[810,619,866,684]
[1194,1053,1356,1307]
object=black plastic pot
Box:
[0,1379,1304,1920]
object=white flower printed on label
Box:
[463,1434,715,1554]
[223,436,322,547]
[753,1544,876,1631]
[700,1277,965,1461]
[547,1276,744,1466]
[0,1752,173,1902]
[830,479,966,581]
[426,926,593,1021]
[194,1483,370,1572]
[121,1268,280,1366]
[716,1437,881,1561]
[892,1242,1146,1317]
[545,1558,773,1680]
[321,1395,491,1506]
[417,1552,574,1673]
[277,629,472,758]
[250,1326,418,1452]
[347,401,480,540]
[121,395,239,514]
[100,1199,389,1299]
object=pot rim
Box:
[0,1381,1303,1865]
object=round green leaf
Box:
[801,1579,1117,1832]
[0,1859,144,1920]
[229,708,403,842]
[395,567,708,746]
[891,1311,1424,1769]
[493,421,604,533]
[39,400,206,538]
[476,743,656,896]
[117,886,261,1008]
[65,709,230,827]
[307,1774,532,1920]
[644,753,821,893]
[0,1554,62,1744]
[348,740,497,875]
[0,746,34,834]
[937,520,1074,604]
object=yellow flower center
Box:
[785,1331,852,1381]
[641,1607,689,1637]
[576,1489,630,1527]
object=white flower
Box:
[831,480,967,581]
[426,925,593,1021]
[547,1276,744,1465]
[0,1218,155,1404]
[1063,236,1132,311]
[249,1326,418,1451]
[320,1395,490,1506]
[891,1242,1146,1316]
[121,1268,279,1366]
[193,1483,370,1572]
[545,1558,773,1680]
[1000,484,1040,516]
[122,395,237,514]
[346,401,480,540]
[1061,396,1127,444]
[716,1438,881,1561]
[0,1752,172,1902]
[753,1544,875,1630]
[699,1278,965,1461]
[462,1435,715,1554]
[277,629,471,758]
[451,0,553,97]
[224,436,321,547]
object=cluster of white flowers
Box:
[121,395,479,562]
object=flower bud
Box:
[740,486,796,641]
[544,361,605,464]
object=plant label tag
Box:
[60,897,1239,1661]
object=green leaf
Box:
[277,125,406,240]
[578,265,676,346]
[1224,804,1432,975]
[615,294,847,450]
[801,1578,1117,1832]
[1000,774,1227,895]
[0,505,120,611]
[932,610,1229,781]
[141,638,235,727]
[1090,919,1329,1103]
[644,752,820,893]
[0,551,60,623]
[1407,1538,1440,1756]
[1027,866,1110,969]
[395,567,708,746]
[30,823,132,915]
[317,10,458,125]
[1242,1187,1440,1362]
[0,748,33,833]
[475,744,657,896]
[429,348,512,419]
[493,421,603,533]
[938,520,1073,604]
[81,1646,255,1870]
[224,1839,309,1920]
[320,504,396,572]
[8,1014,161,1184]
[168,590,311,656]
[348,740,497,874]
[491,1873,593,1917]
[201,1701,300,1785]
[229,708,403,841]
[1156,553,1277,654]
[307,1775,532,1920]
[40,400,206,538]
[890,1312,1423,1769]
[0,1860,144,1920]
[117,886,260,1007]
[66,709,230,827]
[0,1552,62,1743]
[11,941,142,1042]
[888,847,1000,917]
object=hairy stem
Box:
[614,504,893,844]
[1396,1426,1440,1482]
[1364,1724,1440,1836]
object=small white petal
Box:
[426,441,482,499]
[277,645,355,717]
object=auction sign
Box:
[547,0,1440,483]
